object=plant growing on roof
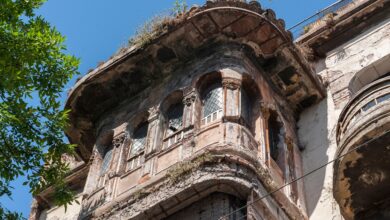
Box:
[173,0,188,16]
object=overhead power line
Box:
[219,130,389,219]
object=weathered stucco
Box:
[298,4,390,220]
[30,0,390,219]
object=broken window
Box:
[131,122,148,155]
[202,82,223,125]
[166,102,184,135]
[127,122,148,171]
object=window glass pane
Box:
[202,83,223,118]
[377,93,390,103]
[131,122,148,155]
[362,100,376,112]
[167,103,183,135]
[241,88,250,122]
[100,146,113,175]
[268,114,281,161]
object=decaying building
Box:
[29,0,390,219]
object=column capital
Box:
[259,101,276,120]
[113,132,127,148]
[222,77,241,90]
[183,89,197,106]
[147,106,160,122]
[183,94,197,106]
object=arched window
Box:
[163,102,184,149]
[166,103,184,136]
[201,82,223,125]
[127,122,148,171]
[100,146,113,175]
[349,54,390,94]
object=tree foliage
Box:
[0,0,79,218]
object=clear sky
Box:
[1,0,336,217]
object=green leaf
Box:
[0,0,80,217]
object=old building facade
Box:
[30,0,390,219]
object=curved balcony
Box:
[337,75,390,148]
[334,76,390,220]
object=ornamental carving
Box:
[148,106,160,121]
[259,101,276,119]
[113,133,127,148]
[183,93,197,106]
[222,78,241,90]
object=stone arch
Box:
[127,111,150,135]
[194,71,223,95]
[160,90,184,114]
[95,129,114,158]
[349,55,390,94]
[194,71,223,126]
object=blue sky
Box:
[1,0,336,217]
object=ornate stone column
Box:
[145,106,161,156]
[109,133,127,198]
[141,106,162,178]
[260,102,271,164]
[181,88,198,159]
[222,77,242,120]
[182,88,198,128]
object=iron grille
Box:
[131,122,148,155]
[100,146,113,175]
[202,83,223,118]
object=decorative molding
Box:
[222,78,241,90]
[259,101,277,120]
[183,94,197,106]
[113,133,127,148]
[148,106,160,122]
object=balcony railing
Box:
[336,76,390,147]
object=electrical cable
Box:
[218,130,389,219]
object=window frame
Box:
[201,82,224,126]
[126,122,149,172]
[100,145,114,176]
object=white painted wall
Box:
[298,16,390,220]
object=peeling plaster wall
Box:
[317,17,390,109]
[298,16,390,220]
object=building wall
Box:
[56,41,312,220]
[33,3,390,220]
[299,16,390,220]
[38,195,83,220]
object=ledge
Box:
[297,0,389,58]
[86,145,307,220]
